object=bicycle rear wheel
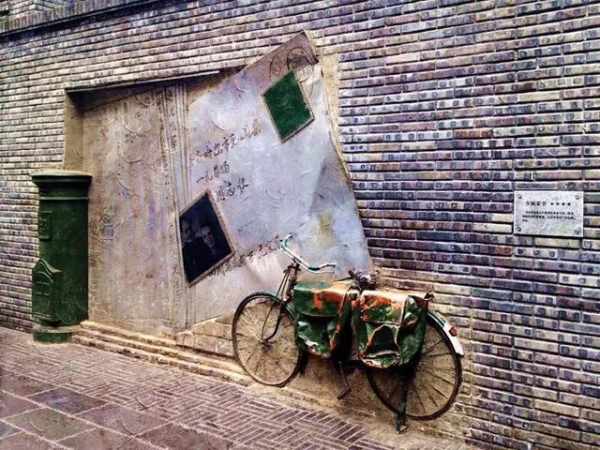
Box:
[367,315,462,420]
[232,293,301,387]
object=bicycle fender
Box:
[427,310,464,356]
[240,291,297,318]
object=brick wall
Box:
[6,0,32,16]
[1,1,599,448]
[6,0,79,17]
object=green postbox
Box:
[31,170,92,343]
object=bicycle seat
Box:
[348,269,380,290]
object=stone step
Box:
[177,314,235,357]
[72,334,249,386]
[214,312,234,324]
[79,321,177,347]
[175,330,235,358]
[74,322,243,374]
[191,318,232,340]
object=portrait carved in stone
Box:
[179,192,233,284]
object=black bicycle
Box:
[232,235,463,430]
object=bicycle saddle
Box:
[348,269,380,290]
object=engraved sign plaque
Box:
[514,191,583,237]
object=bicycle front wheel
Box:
[232,293,301,387]
[367,315,462,420]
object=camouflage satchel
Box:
[353,289,430,369]
[292,281,358,358]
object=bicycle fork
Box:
[261,263,300,343]
[260,304,286,343]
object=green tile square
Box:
[263,70,314,142]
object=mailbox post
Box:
[31,170,92,343]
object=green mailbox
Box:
[31,170,92,343]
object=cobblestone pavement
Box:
[0,328,468,450]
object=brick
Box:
[2,1,600,448]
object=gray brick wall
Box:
[1,1,600,448]
[6,0,80,17]
[6,0,32,16]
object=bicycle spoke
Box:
[233,294,301,386]
[424,378,451,398]
[423,350,452,359]
[244,343,264,369]
[412,382,426,412]
[255,349,269,378]
[238,315,261,340]
[421,339,444,356]
[419,367,456,385]
[236,330,261,340]
[245,307,261,329]
[418,354,453,369]
[418,377,440,408]
[369,316,461,420]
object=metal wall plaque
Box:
[514,191,583,237]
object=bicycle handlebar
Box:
[280,235,336,273]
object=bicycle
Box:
[232,235,463,431]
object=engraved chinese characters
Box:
[514,191,584,237]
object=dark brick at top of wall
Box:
[1,1,600,449]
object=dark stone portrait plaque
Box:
[179,192,233,284]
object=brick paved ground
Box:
[0,328,469,450]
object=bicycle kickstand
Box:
[333,361,352,400]
[394,376,410,434]
[395,412,408,434]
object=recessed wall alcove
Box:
[64,72,233,335]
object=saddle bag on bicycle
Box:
[292,281,358,359]
[353,289,430,369]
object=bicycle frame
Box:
[260,261,301,342]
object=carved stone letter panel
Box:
[183,32,371,322]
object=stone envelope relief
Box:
[181,31,371,322]
[514,191,584,238]
[79,32,371,332]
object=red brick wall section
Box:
[1,1,600,448]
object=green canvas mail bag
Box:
[354,289,430,369]
[292,281,358,358]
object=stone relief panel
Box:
[181,32,371,322]
[83,87,180,334]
